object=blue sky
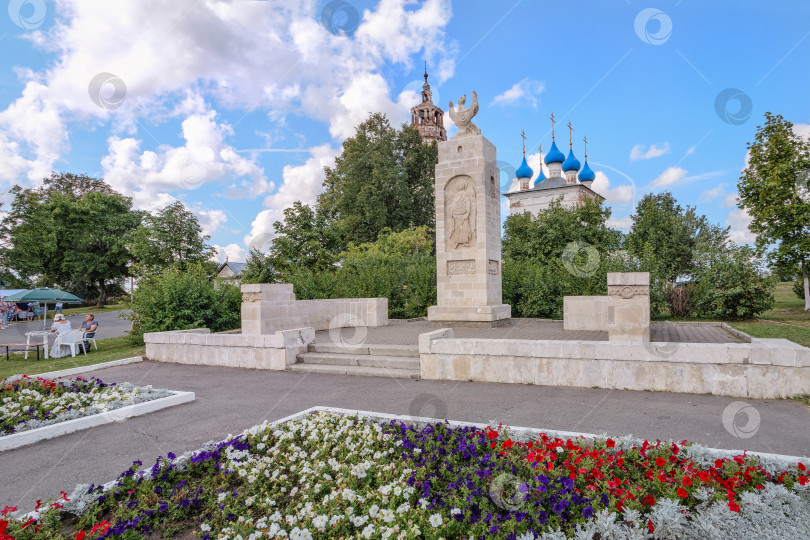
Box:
[1,0,808,261]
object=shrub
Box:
[125,264,241,343]
[691,245,775,320]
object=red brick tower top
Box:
[410,64,446,143]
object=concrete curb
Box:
[0,390,195,452]
[34,356,144,379]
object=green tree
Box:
[738,112,810,310]
[1,174,140,306]
[503,197,622,263]
[240,248,276,284]
[502,197,623,318]
[129,201,216,277]
[269,201,340,279]
[625,192,729,283]
[318,113,438,247]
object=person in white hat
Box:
[48,314,73,358]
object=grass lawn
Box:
[727,282,810,348]
[0,335,144,379]
[59,304,126,316]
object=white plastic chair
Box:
[54,329,87,358]
[82,330,98,351]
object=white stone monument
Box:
[427,90,511,324]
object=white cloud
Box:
[491,78,545,108]
[590,171,634,204]
[699,183,726,202]
[1,0,455,187]
[607,215,633,231]
[629,142,670,161]
[726,208,756,244]
[650,166,688,187]
[100,105,267,210]
[194,207,228,238]
[211,243,247,263]
[724,192,739,207]
[246,144,339,246]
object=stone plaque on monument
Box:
[427,90,511,324]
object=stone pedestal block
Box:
[428,132,510,323]
[606,272,650,342]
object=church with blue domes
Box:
[504,113,603,216]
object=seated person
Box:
[49,314,73,358]
[80,314,99,352]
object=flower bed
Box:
[2,410,809,539]
[1,375,172,436]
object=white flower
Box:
[312,515,328,530]
[200,523,211,532]
[429,514,443,527]
[368,504,380,518]
[450,507,461,515]
[381,509,395,523]
[361,524,375,538]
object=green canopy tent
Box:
[2,288,83,328]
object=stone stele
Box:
[428,91,511,324]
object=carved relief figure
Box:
[447,178,476,249]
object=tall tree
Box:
[129,201,215,277]
[625,192,729,283]
[738,112,810,310]
[318,113,438,247]
[1,174,140,306]
[269,201,339,279]
[503,197,622,263]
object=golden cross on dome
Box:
[568,121,573,149]
[550,112,556,141]
[538,143,543,171]
[520,130,526,156]
[583,135,588,160]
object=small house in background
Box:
[216,261,247,283]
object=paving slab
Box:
[1,360,807,510]
[319,318,745,346]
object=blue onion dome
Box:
[562,149,581,172]
[533,166,546,187]
[516,156,533,179]
[578,161,595,182]
[544,141,565,164]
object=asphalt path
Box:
[0,310,131,345]
[2,360,809,510]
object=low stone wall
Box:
[419,329,810,399]
[144,328,314,370]
[241,284,388,335]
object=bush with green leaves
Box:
[290,227,437,319]
[126,264,241,343]
[691,245,775,320]
[795,278,806,300]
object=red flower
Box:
[728,501,740,513]
[714,459,724,469]
[490,441,496,449]
[677,488,688,498]
[502,440,513,449]
[799,462,807,471]
[76,531,86,540]
[647,520,655,533]
[0,508,15,516]
[682,476,692,487]
[798,476,809,486]
[486,430,498,440]
[644,494,656,506]
[655,457,666,467]
[606,439,616,448]
[21,518,36,530]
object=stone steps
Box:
[288,342,420,379]
[287,362,420,379]
[308,343,419,357]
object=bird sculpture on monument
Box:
[449,90,480,136]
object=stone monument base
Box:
[427,304,511,325]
